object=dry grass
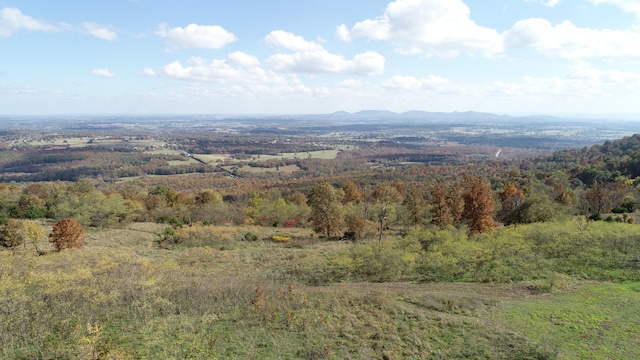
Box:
[190,154,228,164]
[230,164,301,174]
[1,221,638,359]
[29,137,165,149]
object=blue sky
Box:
[1,0,640,116]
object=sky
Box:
[1,0,640,116]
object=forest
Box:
[1,123,640,359]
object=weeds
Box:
[0,220,638,358]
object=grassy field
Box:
[223,164,301,174]
[191,154,228,164]
[192,145,356,165]
[26,137,166,149]
[1,222,638,359]
[167,158,200,166]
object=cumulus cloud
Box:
[337,0,503,57]
[0,7,63,37]
[264,30,385,76]
[163,58,239,82]
[91,69,115,78]
[228,51,261,67]
[336,24,351,42]
[162,54,289,87]
[161,55,317,101]
[80,22,117,41]
[590,0,640,18]
[504,18,640,62]
[141,68,157,76]
[156,23,237,50]
[265,30,325,52]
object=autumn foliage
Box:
[49,218,86,251]
[462,176,497,234]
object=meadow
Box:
[1,220,638,359]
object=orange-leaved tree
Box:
[462,176,497,234]
[429,182,452,228]
[49,218,86,251]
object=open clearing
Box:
[24,137,166,149]
[192,145,356,164]
[223,164,301,174]
[2,223,638,359]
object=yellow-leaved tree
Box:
[22,219,46,253]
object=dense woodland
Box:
[2,130,640,358]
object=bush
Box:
[271,235,290,242]
[0,219,23,249]
[244,232,258,241]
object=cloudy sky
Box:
[1,0,640,116]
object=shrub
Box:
[244,232,258,241]
[271,235,290,242]
[0,219,23,249]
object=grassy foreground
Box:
[0,222,638,359]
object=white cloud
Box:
[265,30,325,52]
[228,51,261,67]
[163,57,239,82]
[156,23,237,50]
[161,56,315,102]
[80,22,117,41]
[526,0,562,7]
[264,30,385,76]
[336,24,351,42]
[0,7,62,37]
[589,0,640,18]
[91,69,115,78]
[141,68,157,76]
[504,18,640,62]
[162,55,291,88]
[337,0,504,57]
